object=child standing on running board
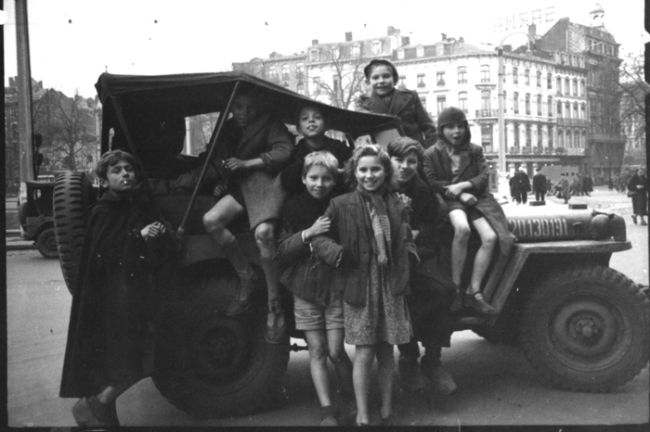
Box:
[422,107,514,315]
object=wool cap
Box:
[436,107,471,144]
[437,107,468,130]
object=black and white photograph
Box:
[4,0,649,428]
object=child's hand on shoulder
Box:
[141,221,166,240]
[304,216,331,240]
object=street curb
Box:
[6,242,35,251]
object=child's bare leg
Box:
[464,217,498,314]
[327,328,353,398]
[305,330,332,408]
[255,222,285,341]
[448,209,471,288]
[376,342,395,420]
[469,217,497,294]
[353,345,375,425]
[203,196,253,314]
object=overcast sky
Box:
[3,0,647,97]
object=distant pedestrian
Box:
[559,173,571,204]
[582,175,593,197]
[627,169,647,225]
[532,168,547,203]
[516,167,531,204]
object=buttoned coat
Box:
[356,89,436,148]
[311,190,413,307]
[422,141,514,256]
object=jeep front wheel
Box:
[520,266,649,392]
[152,273,290,418]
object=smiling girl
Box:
[311,145,415,425]
[356,59,436,148]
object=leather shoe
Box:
[465,291,498,315]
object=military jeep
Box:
[18,179,58,258]
[53,72,648,419]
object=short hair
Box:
[386,136,424,164]
[363,59,399,83]
[344,144,394,190]
[295,103,329,126]
[302,151,340,178]
[95,150,142,182]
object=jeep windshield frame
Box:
[95,71,402,237]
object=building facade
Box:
[233,8,623,183]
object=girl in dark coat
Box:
[61,150,176,427]
[423,107,514,315]
[280,103,352,196]
[277,151,353,426]
[356,59,436,148]
[312,145,414,425]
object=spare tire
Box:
[53,172,94,294]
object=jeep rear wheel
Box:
[36,227,59,259]
[53,172,93,293]
[153,273,290,418]
[520,266,649,392]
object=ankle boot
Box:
[421,348,458,396]
[398,355,428,393]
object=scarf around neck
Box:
[357,185,392,266]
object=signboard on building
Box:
[494,7,555,37]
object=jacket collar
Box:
[364,89,411,115]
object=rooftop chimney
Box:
[528,24,537,40]
[311,39,319,46]
[345,32,353,42]
[401,36,410,46]
[387,26,397,35]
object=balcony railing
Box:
[475,109,499,118]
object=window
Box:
[536,94,542,116]
[580,79,586,96]
[567,130,572,147]
[572,78,578,96]
[417,74,426,88]
[268,66,278,80]
[514,122,520,146]
[513,92,519,114]
[558,128,564,146]
[548,126,554,148]
[480,65,490,83]
[503,90,507,113]
[397,48,405,60]
[481,125,493,151]
[557,101,562,117]
[556,76,562,94]
[311,49,320,62]
[331,46,340,59]
[537,124,543,146]
[296,63,305,81]
[573,102,578,119]
[416,45,424,57]
[481,90,491,111]
[547,96,553,117]
[281,64,290,81]
[352,44,361,58]
[436,71,446,86]
[524,69,530,85]
[457,66,467,84]
[547,72,552,89]
[512,66,518,84]
[420,96,427,111]
[436,95,447,114]
[564,77,570,95]
[565,102,571,119]
[536,70,542,87]
[458,91,468,112]
[580,103,586,119]
[525,93,531,115]
[372,40,382,54]
[574,130,580,148]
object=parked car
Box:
[53,71,649,419]
[18,180,58,258]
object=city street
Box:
[5,187,649,427]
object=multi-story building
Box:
[232,6,623,183]
[536,5,625,182]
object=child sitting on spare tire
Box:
[61,150,177,428]
[422,107,514,315]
